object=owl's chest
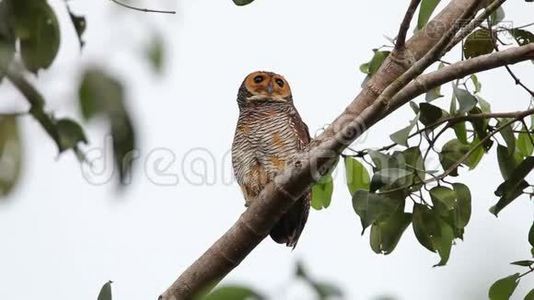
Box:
[232,106,296,159]
[237,106,289,134]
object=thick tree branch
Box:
[159,1,534,299]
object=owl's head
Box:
[237,71,292,107]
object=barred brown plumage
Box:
[231,71,311,248]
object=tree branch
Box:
[346,105,534,157]
[395,0,422,50]
[160,1,532,299]
[3,65,62,150]
[109,0,176,14]
[389,43,534,111]
[444,0,506,52]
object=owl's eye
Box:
[275,78,285,87]
[253,75,264,83]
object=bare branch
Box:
[109,0,176,14]
[395,0,422,50]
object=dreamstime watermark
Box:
[79,125,444,190]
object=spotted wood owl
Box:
[231,71,311,248]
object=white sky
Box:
[1,0,534,299]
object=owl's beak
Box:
[266,82,274,94]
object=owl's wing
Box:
[289,109,311,150]
[270,109,311,248]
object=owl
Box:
[231,71,311,248]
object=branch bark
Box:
[158,1,533,299]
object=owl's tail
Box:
[269,193,310,249]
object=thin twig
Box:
[486,17,534,98]
[110,0,176,14]
[395,0,422,50]
[515,22,534,30]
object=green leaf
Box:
[464,138,485,169]
[425,63,445,101]
[419,103,443,126]
[525,289,534,300]
[452,183,471,229]
[13,0,60,72]
[453,87,478,114]
[366,50,390,76]
[496,145,523,180]
[368,150,395,170]
[310,282,344,300]
[417,0,441,30]
[111,113,136,185]
[453,122,469,144]
[390,117,417,147]
[412,203,438,252]
[232,0,255,6]
[431,219,454,266]
[147,34,164,74]
[510,28,534,46]
[79,69,125,120]
[430,186,456,212]
[205,286,264,300]
[476,95,491,113]
[0,115,22,197]
[370,211,412,255]
[469,107,490,149]
[529,222,534,248]
[0,0,15,81]
[470,74,482,93]
[491,156,534,216]
[55,118,88,152]
[488,273,520,300]
[489,7,505,26]
[439,139,470,176]
[395,147,426,183]
[510,260,534,267]
[359,62,370,74]
[66,5,86,48]
[295,262,343,300]
[517,125,533,157]
[97,281,112,300]
[499,119,516,155]
[371,168,413,192]
[79,69,137,185]
[312,174,334,210]
[352,190,402,233]
[463,29,494,59]
[344,157,370,195]
[410,101,420,114]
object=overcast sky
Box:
[1,0,534,299]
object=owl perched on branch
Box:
[231,71,311,248]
